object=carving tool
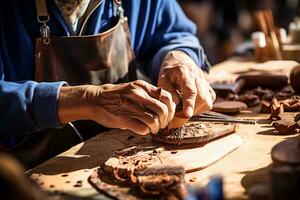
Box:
[191,111,255,125]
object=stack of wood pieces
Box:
[89,145,188,200]
[255,9,282,60]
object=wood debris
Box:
[105,146,164,183]
[271,114,300,134]
[136,166,187,199]
[269,98,284,120]
[89,164,187,199]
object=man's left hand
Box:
[158,51,216,117]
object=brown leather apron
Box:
[10,0,137,168]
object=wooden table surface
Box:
[28,58,300,200]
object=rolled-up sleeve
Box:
[0,80,67,143]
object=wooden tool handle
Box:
[230,79,246,94]
[238,73,288,90]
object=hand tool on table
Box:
[211,72,288,95]
[191,111,256,125]
[168,110,256,129]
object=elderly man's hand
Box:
[58,80,175,135]
[158,51,216,117]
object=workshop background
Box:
[179,0,299,64]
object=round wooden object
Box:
[271,136,300,166]
[290,65,300,92]
[212,101,247,114]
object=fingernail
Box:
[186,107,194,117]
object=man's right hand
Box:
[58,80,176,135]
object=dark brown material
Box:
[89,168,139,200]
[153,122,236,145]
[260,100,272,113]
[212,72,288,95]
[295,113,300,122]
[271,119,299,134]
[0,153,47,200]
[136,166,187,200]
[35,18,136,85]
[237,72,288,90]
[271,136,300,166]
[213,101,247,114]
[270,166,300,200]
[253,87,274,99]
[247,184,270,200]
[280,98,300,112]
[290,65,300,93]
[269,98,284,120]
[275,89,295,100]
[237,93,260,107]
[89,166,187,200]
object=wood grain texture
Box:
[28,59,299,199]
[28,129,242,198]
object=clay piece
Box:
[153,121,236,145]
[269,98,284,120]
[238,93,260,107]
[272,118,299,135]
[136,166,187,200]
[290,65,300,93]
[260,100,272,114]
[252,87,274,99]
[261,95,300,114]
[261,93,274,101]
[280,98,300,112]
[227,93,260,107]
[212,101,247,114]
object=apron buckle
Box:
[39,23,50,38]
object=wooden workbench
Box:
[28,58,300,199]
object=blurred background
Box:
[178,0,300,64]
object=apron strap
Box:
[112,0,124,20]
[35,0,51,37]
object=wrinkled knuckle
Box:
[134,79,146,86]
[140,127,150,135]
[162,90,172,101]
[186,87,197,96]
[162,104,169,115]
[147,115,157,127]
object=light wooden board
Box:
[29,130,242,195]
[28,59,299,199]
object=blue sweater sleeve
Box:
[145,0,208,83]
[0,55,66,145]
